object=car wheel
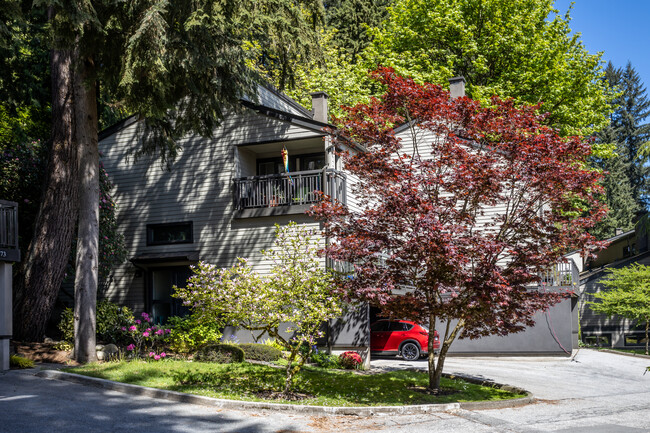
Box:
[401,342,420,361]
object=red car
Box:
[370,319,440,361]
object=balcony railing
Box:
[537,260,579,290]
[0,199,20,262]
[234,168,346,211]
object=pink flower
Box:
[165,329,171,334]
[155,329,164,336]
[160,352,166,358]
[142,332,149,337]
[146,328,151,332]
[149,352,155,357]
[129,325,137,332]
[135,319,141,325]
[154,355,161,360]
[126,344,135,351]
[121,327,126,331]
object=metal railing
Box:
[537,259,579,290]
[0,200,18,250]
[234,168,346,210]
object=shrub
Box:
[339,351,363,370]
[311,351,341,369]
[193,344,245,364]
[238,343,282,362]
[121,312,170,358]
[165,313,221,354]
[10,355,35,369]
[59,300,134,344]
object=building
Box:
[100,81,580,357]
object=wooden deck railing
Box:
[234,168,346,210]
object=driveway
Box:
[0,349,649,432]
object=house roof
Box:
[98,83,330,142]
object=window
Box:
[147,222,193,246]
[583,334,611,347]
[624,333,648,347]
[371,321,389,332]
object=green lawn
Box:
[67,360,525,406]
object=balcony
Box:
[0,200,20,262]
[233,168,346,218]
[537,260,579,290]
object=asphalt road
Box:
[0,349,648,433]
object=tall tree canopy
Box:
[312,68,605,392]
[591,62,650,239]
[11,0,325,359]
[289,0,613,137]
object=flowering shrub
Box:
[339,351,363,370]
[120,312,170,358]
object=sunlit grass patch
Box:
[68,360,525,406]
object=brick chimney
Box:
[448,76,466,99]
[311,91,329,123]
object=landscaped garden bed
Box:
[67,360,526,406]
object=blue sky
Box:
[554,0,650,91]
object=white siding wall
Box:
[100,109,326,311]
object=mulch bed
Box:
[255,390,315,401]
[11,341,75,365]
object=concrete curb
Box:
[597,349,650,360]
[35,369,533,415]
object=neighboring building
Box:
[579,225,650,349]
[100,81,580,357]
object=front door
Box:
[150,266,191,324]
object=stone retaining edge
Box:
[35,369,533,415]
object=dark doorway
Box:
[149,266,191,324]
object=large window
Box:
[583,334,611,347]
[624,333,648,347]
[146,222,193,246]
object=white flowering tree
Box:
[174,222,342,394]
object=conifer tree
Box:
[10,0,325,359]
[614,62,650,207]
[324,0,390,63]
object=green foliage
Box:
[291,0,613,139]
[589,264,650,354]
[238,343,283,362]
[589,264,650,320]
[325,0,390,63]
[10,355,35,369]
[310,350,341,369]
[604,62,650,209]
[175,222,343,392]
[165,314,222,355]
[59,300,134,344]
[194,344,245,364]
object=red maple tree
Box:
[311,68,606,391]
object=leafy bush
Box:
[165,313,222,354]
[193,344,245,364]
[261,337,285,352]
[238,343,282,362]
[59,300,134,344]
[339,351,363,370]
[120,312,170,358]
[10,355,35,369]
[311,351,341,369]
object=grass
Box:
[67,360,525,406]
[599,347,649,356]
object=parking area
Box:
[1,349,649,432]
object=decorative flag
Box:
[282,146,293,184]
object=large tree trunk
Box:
[73,53,99,363]
[12,48,78,341]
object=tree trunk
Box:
[73,53,99,363]
[429,318,464,393]
[12,47,78,341]
[645,317,650,355]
